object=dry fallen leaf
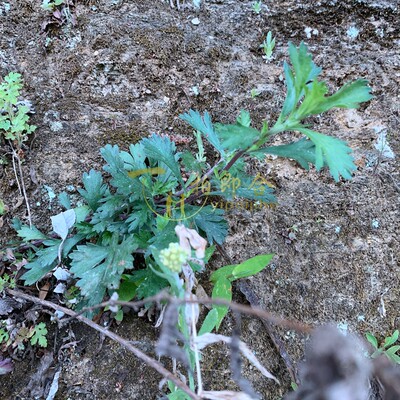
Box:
[175,224,207,259]
[202,390,254,400]
[39,282,51,300]
[195,333,279,384]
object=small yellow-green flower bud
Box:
[159,243,188,273]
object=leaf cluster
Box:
[0,72,36,149]
[0,321,48,350]
[366,330,400,364]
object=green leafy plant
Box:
[150,234,275,398]
[0,72,36,226]
[366,330,400,364]
[6,42,372,397]
[0,321,48,350]
[252,0,262,14]
[30,322,48,347]
[0,199,7,216]
[0,273,16,293]
[41,0,64,11]
[251,88,260,99]
[0,328,9,344]
[200,254,274,334]
[14,42,371,314]
[0,72,36,149]
[260,31,276,61]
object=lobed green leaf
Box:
[180,110,225,156]
[298,128,356,181]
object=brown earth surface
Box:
[0,0,399,399]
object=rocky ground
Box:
[0,0,399,398]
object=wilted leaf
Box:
[175,224,207,259]
[202,391,254,400]
[51,209,76,240]
[195,333,279,383]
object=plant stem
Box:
[191,302,203,395]
[10,143,32,227]
[222,149,246,172]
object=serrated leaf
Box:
[198,308,219,336]
[101,145,140,197]
[294,80,329,119]
[21,235,82,285]
[288,42,322,97]
[214,123,260,151]
[141,134,183,185]
[179,110,225,156]
[235,179,276,204]
[194,206,228,245]
[125,202,151,232]
[17,225,48,242]
[181,150,204,174]
[20,261,52,285]
[51,209,76,240]
[279,42,321,120]
[69,235,137,306]
[120,142,147,172]
[314,80,373,114]
[89,194,126,233]
[212,277,232,330]
[232,254,274,280]
[78,169,110,211]
[147,222,178,254]
[21,244,59,284]
[73,205,90,224]
[251,138,317,170]
[278,43,371,124]
[236,110,251,127]
[298,128,356,181]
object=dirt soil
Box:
[0,0,399,399]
